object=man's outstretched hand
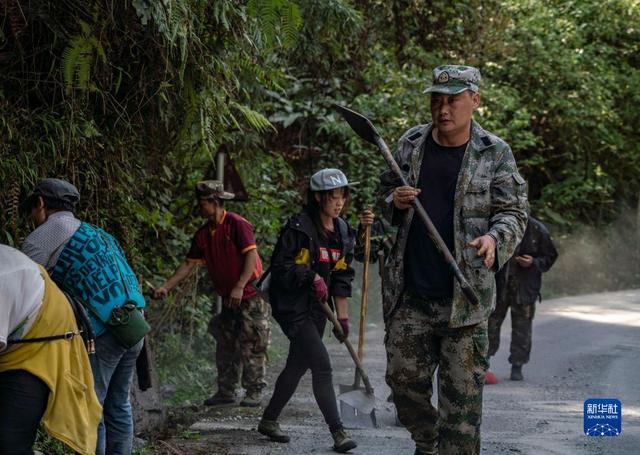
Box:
[468,235,497,269]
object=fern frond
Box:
[61,20,106,95]
[62,36,85,94]
[231,101,276,133]
[247,0,298,49]
[281,2,302,49]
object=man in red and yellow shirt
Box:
[155,180,271,407]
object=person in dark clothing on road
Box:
[486,216,558,382]
[258,168,358,453]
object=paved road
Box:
[162,290,640,454]
[483,290,640,454]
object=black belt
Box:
[7,330,82,345]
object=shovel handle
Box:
[320,301,375,395]
[358,223,371,362]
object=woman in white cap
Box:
[258,168,357,453]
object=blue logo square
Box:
[584,398,621,436]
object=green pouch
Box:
[106,301,151,349]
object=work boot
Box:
[240,389,262,407]
[258,418,290,443]
[510,365,524,381]
[203,391,235,406]
[331,428,357,453]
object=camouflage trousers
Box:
[208,295,271,396]
[385,294,488,455]
[488,277,535,365]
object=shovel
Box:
[339,223,371,395]
[319,300,378,428]
[339,226,375,428]
[334,104,480,306]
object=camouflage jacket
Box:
[378,120,529,328]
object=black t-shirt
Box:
[404,132,467,298]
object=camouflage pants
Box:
[385,295,488,455]
[488,277,535,365]
[208,295,271,396]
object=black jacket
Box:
[268,210,356,326]
[497,217,558,304]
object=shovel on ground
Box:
[320,300,378,428]
[338,224,377,428]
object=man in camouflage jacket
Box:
[378,65,528,455]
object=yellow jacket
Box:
[0,267,102,455]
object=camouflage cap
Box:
[423,65,481,95]
[195,180,235,200]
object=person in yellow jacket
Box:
[0,244,102,455]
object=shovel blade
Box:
[340,399,378,429]
[334,105,380,145]
[338,389,377,415]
